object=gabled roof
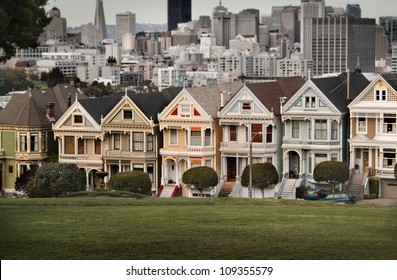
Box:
[311,72,370,113]
[185,82,243,117]
[247,77,306,115]
[128,88,181,123]
[382,73,397,90]
[78,95,122,124]
[0,84,85,127]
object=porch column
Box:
[85,169,90,191]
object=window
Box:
[74,115,83,124]
[331,154,338,161]
[95,139,101,154]
[315,154,327,166]
[133,132,144,151]
[305,96,316,108]
[147,164,154,182]
[123,110,133,120]
[204,129,211,146]
[308,120,312,139]
[358,117,366,133]
[266,125,273,143]
[180,104,190,117]
[190,130,201,146]
[375,89,387,101]
[8,165,13,174]
[251,124,262,143]
[331,121,338,140]
[229,126,237,141]
[170,129,177,145]
[242,101,252,111]
[114,134,121,150]
[41,132,47,151]
[30,134,39,152]
[384,114,396,134]
[205,160,212,167]
[147,134,153,151]
[383,149,396,168]
[315,120,327,140]
[292,121,300,138]
[64,136,75,154]
[78,138,84,154]
[133,164,144,171]
[20,134,27,152]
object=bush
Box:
[182,166,218,196]
[27,163,85,197]
[313,161,349,193]
[107,171,151,195]
[241,163,279,198]
[295,186,308,199]
[369,176,379,196]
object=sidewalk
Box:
[357,198,397,206]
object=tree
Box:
[241,163,278,198]
[0,0,51,62]
[107,56,117,64]
[108,171,151,195]
[182,166,218,197]
[0,68,34,95]
[313,161,349,193]
[15,165,38,193]
[47,67,65,88]
[26,163,85,197]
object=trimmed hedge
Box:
[107,171,151,195]
[182,166,218,195]
[368,176,379,198]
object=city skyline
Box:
[48,0,396,27]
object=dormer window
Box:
[123,110,133,120]
[242,101,252,111]
[305,96,316,108]
[375,89,387,101]
[73,115,83,125]
[180,104,191,117]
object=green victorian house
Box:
[0,84,84,192]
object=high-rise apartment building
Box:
[39,7,67,43]
[116,12,136,45]
[379,17,397,54]
[167,0,192,32]
[306,16,376,76]
[392,45,397,73]
[301,0,325,53]
[94,0,107,43]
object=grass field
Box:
[1,197,396,260]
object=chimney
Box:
[46,102,55,119]
[220,91,225,107]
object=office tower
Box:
[167,0,192,32]
[346,4,361,17]
[212,2,258,49]
[94,0,107,43]
[375,25,388,60]
[306,16,376,76]
[280,6,300,44]
[81,23,97,48]
[301,0,325,53]
[116,12,136,45]
[379,17,397,54]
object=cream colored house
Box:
[348,74,397,198]
[158,83,243,197]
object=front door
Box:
[289,151,300,178]
[227,157,236,181]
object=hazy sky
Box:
[48,0,396,27]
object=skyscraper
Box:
[301,0,325,53]
[379,17,397,54]
[306,16,376,76]
[346,4,361,18]
[167,0,192,32]
[116,12,136,45]
[94,0,107,43]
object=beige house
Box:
[158,83,243,197]
[53,90,179,192]
[348,74,397,198]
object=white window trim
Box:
[72,114,84,126]
[123,109,134,120]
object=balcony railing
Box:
[282,139,340,146]
[105,150,156,159]
[60,154,102,161]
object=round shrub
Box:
[182,166,218,196]
[107,171,151,195]
[28,163,85,197]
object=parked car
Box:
[303,189,328,200]
[323,192,357,204]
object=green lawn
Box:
[1,197,396,260]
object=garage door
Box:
[381,180,397,198]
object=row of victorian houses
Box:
[1,72,397,199]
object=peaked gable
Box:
[349,74,397,107]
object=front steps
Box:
[218,181,235,197]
